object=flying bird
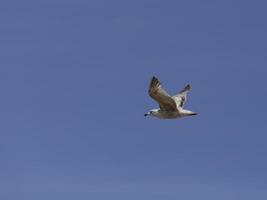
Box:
[144,76,198,119]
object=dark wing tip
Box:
[149,76,160,88]
[185,84,192,91]
[151,76,158,83]
[179,84,192,94]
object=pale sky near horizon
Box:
[0,1,267,199]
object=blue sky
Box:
[0,0,267,199]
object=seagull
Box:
[144,76,198,119]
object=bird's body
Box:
[148,108,197,119]
[145,76,197,119]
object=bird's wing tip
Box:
[186,84,192,90]
[152,76,158,81]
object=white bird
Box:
[144,76,198,119]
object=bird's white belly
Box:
[157,111,182,119]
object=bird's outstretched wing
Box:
[172,84,191,108]
[148,76,177,112]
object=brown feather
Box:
[148,76,177,112]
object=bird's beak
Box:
[144,113,149,117]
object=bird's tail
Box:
[188,112,198,116]
[182,110,198,116]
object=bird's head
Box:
[144,109,158,117]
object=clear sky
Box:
[1,0,267,199]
